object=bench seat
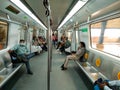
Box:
[0,52,23,88]
[75,60,108,84]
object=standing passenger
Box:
[52,33,56,47]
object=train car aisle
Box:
[11,48,89,90]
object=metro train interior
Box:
[0,0,120,90]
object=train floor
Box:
[11,48,92,90]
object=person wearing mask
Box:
[61,41,86,70]
[8,39,33,75]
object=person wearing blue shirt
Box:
[94,78,120,90]
[9,39,33,75]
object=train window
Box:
[90,17,120,57]
[76,31,79,44]
[0,20,8,50]
[67,31,72,41]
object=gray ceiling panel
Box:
[0,0,119,31]
[23,0,75,30]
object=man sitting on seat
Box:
[8,39,33,75]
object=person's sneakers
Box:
[56,49,59,52]
[61,64,64,68]
[27,71,33,75]
[59,52,62,54]
[61,67,67,70]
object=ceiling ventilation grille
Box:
[6,5,20,14]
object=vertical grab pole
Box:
[47,0,51,90]
[47,16,51,90]
[50,30,52,72]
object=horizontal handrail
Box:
[0,64,23,87]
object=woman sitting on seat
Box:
[61,41,86,70]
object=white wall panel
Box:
[8,23,21,48]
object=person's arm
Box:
[104,86,112,90]
[11,45,18,51]
[76,49,82,56]
[108,80,120,86]
[8,45,18,54]
[77,46,80,50]
[25,45,30,54]
[8,49,13,53]
[98,82,112,90]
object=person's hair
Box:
[66,37,68,40]
[20,39,25,42]
[80,41,86,48]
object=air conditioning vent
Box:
[6,5,20,14]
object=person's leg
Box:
[53,40,56,47]
[59,46,65,54]
[21,55,33,75]
[63,55,74,68]
[61,55,75,70]
[56,42,61,49]
[26,54,32,60]
[43,44,47,51]
[24,61,33,75]
[52,40,54,47]
[109,80,120,86]
[45,45,48,51]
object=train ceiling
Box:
[0,0,120,31]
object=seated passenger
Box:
[56,34,66,50]
[8,39,33,75]
[39,37,48,51]
[59,37,71,54]
[56,39,64,50]
[32,37,42,54]
[61,41,86,70]
[94,78,120,90]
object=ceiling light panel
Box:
[10,0,47,30]
[58,0,88,29]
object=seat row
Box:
[0,51,24,88]
[74,50,108,84]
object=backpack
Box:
[9,51,22,63]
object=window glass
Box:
[90,17,120,57]
[75,30,79,50]
[76,30,79,43]
[67,31,72,41]
[0,21,8,50]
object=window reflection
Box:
[0,21,8,50]
[90,17,120,57]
